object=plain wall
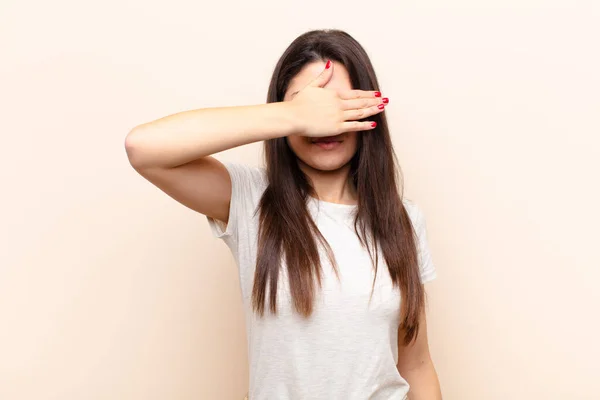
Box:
[1,1,599,399]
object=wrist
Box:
[276,101,305,137]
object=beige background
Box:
[1,0,599,399]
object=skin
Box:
[398,308,443,399]
[125,59,441,398]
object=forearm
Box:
[401,360,442,400]
[125,101,298,169]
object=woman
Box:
[125,29,442,400]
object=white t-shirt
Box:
[207,162,437,400]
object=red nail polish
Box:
[325,60,331,69]
[371,122,377,128]
[382,97,389,104]
[374,91,381,97]
[378,104,385,109]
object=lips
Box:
[311,135,343,144]
[310,135,344,150]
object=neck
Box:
[297,160,357,205]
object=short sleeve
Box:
[406,202,437,284]
[206,161,267,246]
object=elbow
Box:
[124,126,150,171]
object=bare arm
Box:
[124,102,297,223]
[124,60,384,224]
[125,101,302,223]
[125,102,297,170]
[397,299,442,400]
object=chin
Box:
[301,156,351,172]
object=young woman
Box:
[125,29,442,400]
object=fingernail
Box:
[382,97,389,104]
[325,60,331,69]
[374,91,381,97]
[371,122,377,128]
[378,104,385,109]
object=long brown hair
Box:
[252,29,425,345]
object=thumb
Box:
[308,59,334,88]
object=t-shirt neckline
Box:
[308,196,358,209]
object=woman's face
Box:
[283,61,358,172]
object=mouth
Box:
[310,135,344,150]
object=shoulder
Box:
[219,161,268,208]
[221,161,266,183]
[220,161,268,191]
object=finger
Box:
[342,97,384,111]
[342,103,385,121]
[307,59,334,88]
[338,89,381,100]
[339,120,378,133]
